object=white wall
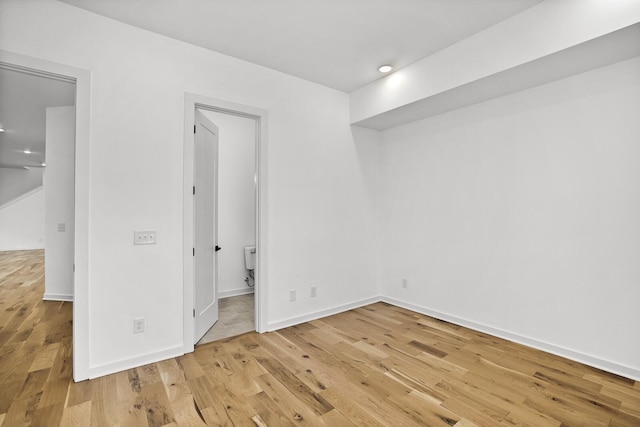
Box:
[0,167,43,205]
[44,106,75,301]
[380,57,640,379]
[0,0,380,378]
[200,110,256,298]
[0,187,45,251]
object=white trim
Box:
[0,50,91,382]
[183,93,268,355]
[0,246,44,251]
[382,296,640,382]
[219,288,255,299]
[43,293,73,302]
[0,186,43,210]
[87,346,184,380]
[267,296,380,332]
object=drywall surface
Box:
[0,167,43,206]
[200,110,256,298]
[380,57,640,377]
[44,106,75,301]
[0,187,45,251]
[351,0,640,124]
[0,0,379,377]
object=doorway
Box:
[196,109,257,345]
[183,94,268,354]
[0,49,91,381]
[0,67,75,272]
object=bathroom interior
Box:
[197,109,257,345]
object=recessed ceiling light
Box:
[0,128,5,132]
[378,65,393,73]
[23,149,32,154]
[41,162,46,167]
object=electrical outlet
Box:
[402,278,408,288]
[134,230,157,245]
[289,289,296,302]
[133,318,145,333]
[310,286,317,298]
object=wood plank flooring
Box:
[1,249,639,426]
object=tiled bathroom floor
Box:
[197,292,255,345]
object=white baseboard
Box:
[267,295,380,332]
[218,287,255,299]
[87,345,185,380]
[382,296,640,381]
[43,293,73,302]
[0,246,45,252]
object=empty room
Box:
[0,0,639,425]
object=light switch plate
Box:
[134,230,157,245]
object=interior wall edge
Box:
[381,296,640,382]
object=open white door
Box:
[194,109,219,343]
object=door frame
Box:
[0,49,91,381]
[183,93,268,353]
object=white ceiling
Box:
[0,67,75,169]
[59,0,543,92]
[0,0,544,169]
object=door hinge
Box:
[73,264,75,272]
[193,308,196,317]
[193,247,195,256]
[194,124,196,134]
[193,186,195,195]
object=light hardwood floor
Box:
[1,249,639,426]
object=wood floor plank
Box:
[318,408,359,426]
[252,374,320,426]
[390,390,461,427]
[37,378,68,409]
[30,403,64,427]
[255,356,334,416]
[59,401,92,427]
[139,381,177,426]
[156,358,207,426]
[1,249,639,426]
[501,401,562,427]
[245,390,297,427]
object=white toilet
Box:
[244,246,256,287]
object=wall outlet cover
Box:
[133,318,145,333]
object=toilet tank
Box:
[244,246,256,270]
